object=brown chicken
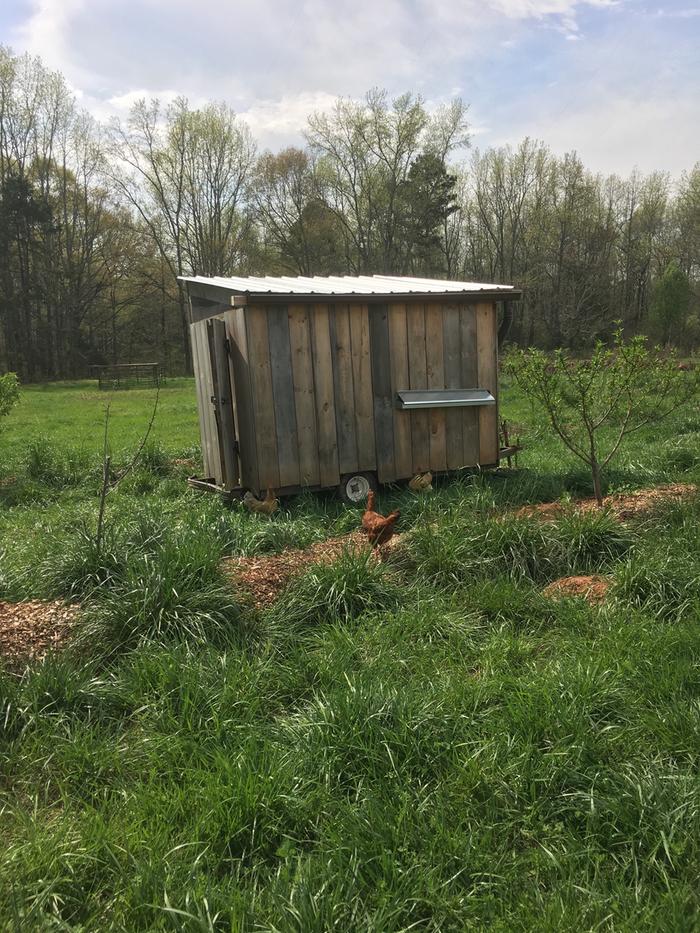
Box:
[361,491,400,545]
[243,488,279,516]
[408,471,433,492]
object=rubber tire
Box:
[338,471,378,505]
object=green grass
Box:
[1,378,199,459]
[2,377,700,929]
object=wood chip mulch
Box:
[222,531,404,610]
[514,483,696,522]
[0,600,79,670]
[542,575,611,604]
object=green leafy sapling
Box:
[504,332,699,506]
[0,372,19,422]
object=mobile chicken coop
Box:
[182,275,521,502]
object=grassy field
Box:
[2,378,700,930]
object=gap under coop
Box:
[182,274,523,501]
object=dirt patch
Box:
[543,575,611,604]
[0,600,79,670]
[222,531,401,610]
[515,483,696,522]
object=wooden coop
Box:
[182,275,521,501]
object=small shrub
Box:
[0,372,19,420]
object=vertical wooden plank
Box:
[369,303,395,482]
[477,301,499,466]
[246,305,280,490]
[211,317,239,490]
[350,303,376,471]
[443,304,464,470]
[329,304,359,473]
[205,321,226,485]
[388,303,413,479]
[267,306,300,487]
[288,304,321,487]
[407,303,430,473]
[227,307,259,492]
[199,322,221,482]
[425,302,447,473]
[190,322,213,478]
[223,309,240,440]
[459,304,480,467]
[310,303,340,488]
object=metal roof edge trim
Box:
[180,276,522,302]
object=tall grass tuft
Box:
[137,441,173,477]
[24,439,94,489]
[612,546,700,620]
[659,433,700,473]
[553,508,636,572]
[406,509,636,587]
[269,548,400,635]
[36,521,125,599]
[81,557,240,654]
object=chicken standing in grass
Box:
[361,491,400,546]
[243,488,279,516]
[408,471,433,492]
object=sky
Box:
[1,0,699,177]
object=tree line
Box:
[0,46,698,381]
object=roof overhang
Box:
[182,275,522,306]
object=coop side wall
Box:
[227,299,498,493]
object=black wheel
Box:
[338,471,378,505]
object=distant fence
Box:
[91,363,164,390]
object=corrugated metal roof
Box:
[180,274,519,298]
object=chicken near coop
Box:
[408,471,433,492]
[361,490,400,546]
[243,488,279,516]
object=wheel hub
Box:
[346,475,370,503]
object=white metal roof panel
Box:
[180,273,519,298]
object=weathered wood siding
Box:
[380,300,498,476]
[190,318,222,483]
[225,307,258,492]
[210,317,239,490]
[476,301,499,465]
[215,298,499,493]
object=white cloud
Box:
[655,6,700,17]
[522,94,699,177]
[6,0,698,176]
[239,92,339,148]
